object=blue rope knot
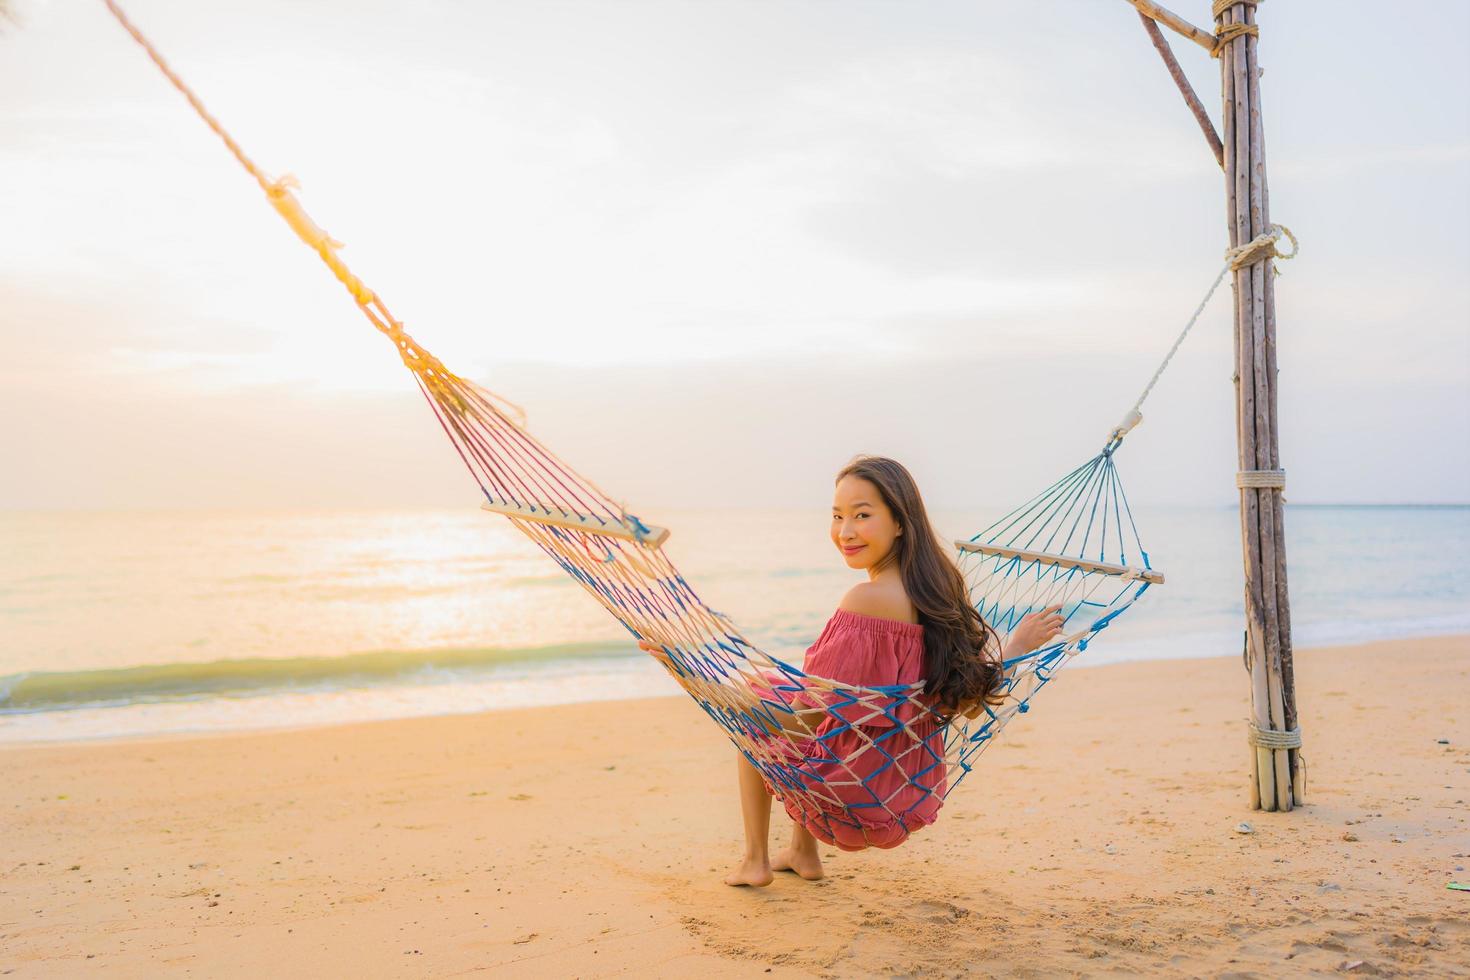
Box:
[623,510,654,542]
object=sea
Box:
[2,504,1466,744]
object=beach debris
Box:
[1103,844,1117,855]
[1343,959,1366,971]
[1342,832,1360,842]
[1436,738,1449,744]
[512,933,539,945]
[1234,822,1254,835]
[1391,834,1406,844]
[1318,882,1342,894]
[1448,882,1469,892]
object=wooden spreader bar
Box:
[481,500,671,548]
[954,541,1165,585]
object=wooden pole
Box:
[1216,0,1300,811]
[1136,12,1224,169]
[1244,1,1302,807]
[1124,0,1217,53]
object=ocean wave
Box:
[0,641,637,714]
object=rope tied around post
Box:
[1249,720,1307,796]
[1235,469,1285,489]
[1225,223,1298,273]
[1211,0,1259,15]
[1101,221,1298,455]
[1210,22,1258,56]
[1247,721,1301,749]
[1107,222,1296,445]
[1210,0,1260,58]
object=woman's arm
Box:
[637,640,828,736]
[957,605,1065,721]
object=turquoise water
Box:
[1,504,1466,742]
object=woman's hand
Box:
[953,605,1064,723]
[637,639,676,671]
[1005,604,1066,656]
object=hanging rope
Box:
[1109,224,1298,445]
[99,0,530,427]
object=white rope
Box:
[1126,263,1231,421]
[1247,721,1302,749]
[1110,224,1299,443]
[1247,720,1308,798]
[1236,469,1285,489]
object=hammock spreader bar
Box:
[480,501,671,548]
[955,541,1165,584]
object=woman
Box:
[644,455,1063,887]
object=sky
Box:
[1,0,1466,513]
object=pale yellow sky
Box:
[2,0,1466,510]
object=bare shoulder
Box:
[839,582,918,624]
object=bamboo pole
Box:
[1217,0,1298,811]
[1244,1,1304,806]
[1124,0,1217,54]
[1135,11,1225,168]
[1220,15,1270,810]
[1243,0,1290,813]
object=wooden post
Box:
[1217,0,1300,811]
[1132,0,1302,811]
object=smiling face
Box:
[831,474,903,572]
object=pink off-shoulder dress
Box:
[749,608,947,852]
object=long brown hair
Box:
[835,455,1004,724]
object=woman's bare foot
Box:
[770,845,825,881]
[724,855,774,887]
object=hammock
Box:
[98,0,1288,848]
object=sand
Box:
[2,634,1467,978]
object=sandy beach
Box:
[3,634,1467,977]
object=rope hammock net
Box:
[99,0,1289,849]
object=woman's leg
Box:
[771,816,826,880]
[724,750,775,887]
